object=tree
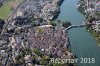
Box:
[0,18,5,28]
[32,48,42,56]
[57,20,61,23]
[0,2,3,7]
[50,21,56,26]
[87,16,95,23]
[62,21,71,28]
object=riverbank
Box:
[77,0,100,45]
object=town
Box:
[0,0,75,66]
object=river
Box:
[57,0,100,66]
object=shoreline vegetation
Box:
[0,0,76,66]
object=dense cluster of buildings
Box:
[27,26,73,58]
[14,0,61,22]
[0,0,74,66]
[78,0,100,32]
[78,0,100,13]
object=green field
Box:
[0,2,11,20]
[0,0,22,20]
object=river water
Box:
[57,0,100,66]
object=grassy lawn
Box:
[0,0,22,20]
[0,2,11,19]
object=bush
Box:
[50,21,56,26]
[32,48,42,56]
[62,21,71,28]
[0,18,5,28]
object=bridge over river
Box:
[66,22,95,30]
[57,0,100,66]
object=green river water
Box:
[57,0,100,66]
